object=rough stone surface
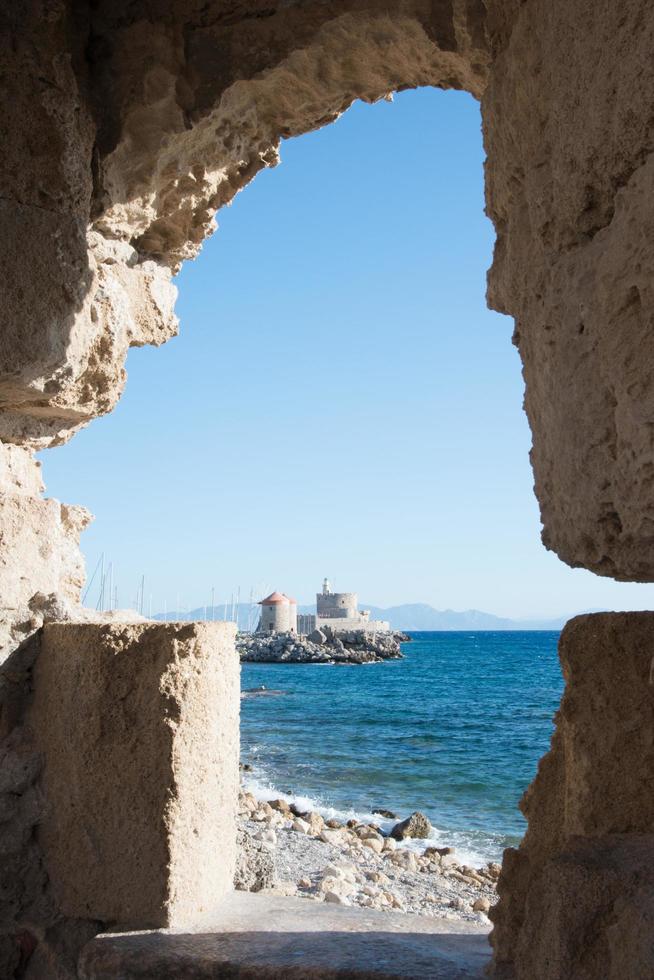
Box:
[4,2,654,978]
[0,0,649,579]
[490,613,654,978]
[237,629,405,664]
[0,445,91,658]
[28,622,239,930]
[484,0,654,579]
[234,828,275,894]
[504,836,654,980]
[390,811,432,841]
[78,891,491,979]
[1,2,487,452]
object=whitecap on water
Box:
[241,764,503,868]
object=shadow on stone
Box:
[78,892,491,979]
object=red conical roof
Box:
[259,591,290,605]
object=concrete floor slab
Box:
[78,891,491,978]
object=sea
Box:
[240,631,563,866]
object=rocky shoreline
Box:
[235,788,498,925]
[237,627,409,664]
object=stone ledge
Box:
[78,891,491,979]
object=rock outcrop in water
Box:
[390,812,433,841]
[237,629,407,664]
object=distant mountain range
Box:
[153,601,568,631]
[348,604,567,631]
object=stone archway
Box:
[2,2,654,977]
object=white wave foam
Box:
[241,767,502,868]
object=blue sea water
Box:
[240,631,563,865]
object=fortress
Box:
[258,579,389,635]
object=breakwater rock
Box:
[237,628,407,664]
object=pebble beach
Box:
[236,788,499,924]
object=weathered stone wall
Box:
[0,0,490,665]
[1,0,488,455]
[4,0,653,639]
[490,613,654,979]
[3,1,654,977]
[484,0,654,580]
[0,445,91,656]
[0,621,238,978]
[316,591,358,618]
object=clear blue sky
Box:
[40,88,653,618]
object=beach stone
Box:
[425,846,455,858]
[271,882,298,898]
[292,818,310,835]
[390,850,419,873]
[321,864,346,882]
[331,863,357,883]
[325,819,342,830]
[320,829,346,847]
[390,811,432,841]
[357,826,381,840]
[365,870,390,885]
[305,811,325,836]
[472,897,491,914]
[319,877,355,899]
[362,837,383,854]
[268,799,292,816]
[322,864,341,876]
[373,808,398,819]
[382,837,397,852]
[323,891,350,906]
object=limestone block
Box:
[512,836,654,980]
[491,612,654,977]
[28,622,239,929]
